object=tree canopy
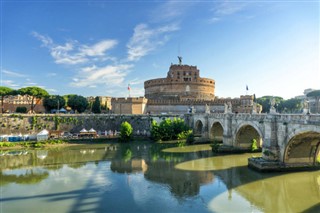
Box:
[43,95,66,112]
[0,86,15,113]
[18,87,49,113]
[67,95,88,113]
[306,90,320,98]
[256,96,303,113]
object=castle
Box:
[113,58,261,114]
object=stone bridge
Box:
[188,113,320,170]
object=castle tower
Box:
[144,62,215,101]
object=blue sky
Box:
[1,1,319,99]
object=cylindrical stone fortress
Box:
[144,64,215,101]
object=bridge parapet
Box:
[277,114,320,125]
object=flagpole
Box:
[128,84,131,98]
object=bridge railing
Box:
[200,113,320,125]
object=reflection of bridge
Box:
[188,113,320,170]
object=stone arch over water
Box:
[234,124,263,148]
[194,120,203,135]
[210,122,223,142]
[284,130,320,165]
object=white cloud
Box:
[80,40,118,57]
[150,1,196,23]
[127,23,179,61]
[31,31,53,47]
[32,32,118,65]
[70,64,132,88]
[209,2,247,23]
[212,2,246,16]
[2,80,19,88]
[2,69,27,78]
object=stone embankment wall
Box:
[0,114,185,135]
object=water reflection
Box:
[1,143,320,213]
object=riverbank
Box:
[0,136,155,150]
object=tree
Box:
[67,95,88,113]
[119,121,133,142]
[256,96,284,113]
[43,95,66,112]
[307,90,320,113]
[150,118,192,141]
[282,98,303,113]
[18,87,49,113]
[92,96,101,114]
[0,86,15,113]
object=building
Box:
[87,96,112,111]
[144,63,215,101]
[3,95,45,113]
[111,97,148,114]
[143,60,260,114]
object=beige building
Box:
[111,97,148,114]
[3,95,45,113]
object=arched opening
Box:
[284,131,320,165]
[235,125,262,148]
[194,120,203,136]
[210,122,223,142]
[186,85,190,92]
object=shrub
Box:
[251,139,259,151]
[16,106,27,113]
[150,118,192,142]
[211,140,220,152]
[119,121,133,142]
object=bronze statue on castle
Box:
[178,56,182,65]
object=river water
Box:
[1,142,319,213]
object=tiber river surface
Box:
[1,142,319,213]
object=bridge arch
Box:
[209,121,224,142]
[284,128,320,165]
[234,123,263,148]
[194,120,204,135]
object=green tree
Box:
[92,96,101,114]
[307,90,320,113]
[0,86,15,113]
[150,120,161,141]
[150,118,192,141]
[16,106,27,113]
[67,95,88,113]
[18,87,49,113]
[43,95,66,112]
[256,96,284,113]
[282,98,303,113]
[119,121,133,142]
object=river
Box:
[1,142,319,213]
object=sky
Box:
[1,0,319,99]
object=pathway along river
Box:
[1,142,319,213]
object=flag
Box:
[128,84,130,90]
[246,85,248,91]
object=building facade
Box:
[111,97,148,114]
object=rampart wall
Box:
[0,114,183,136]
